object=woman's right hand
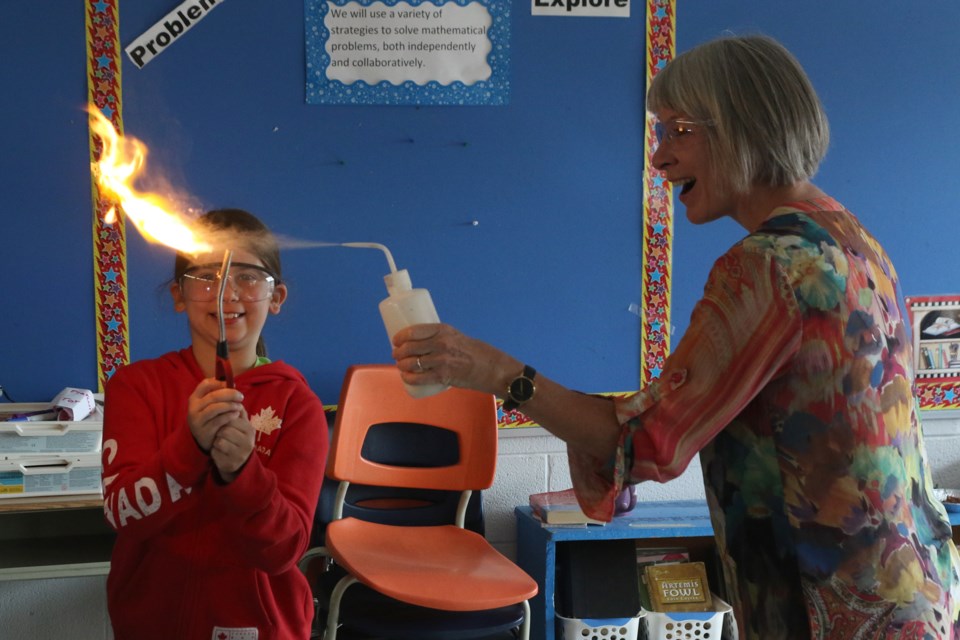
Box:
[391,323,521,397]
[187,378,245,453]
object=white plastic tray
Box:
[642,595,738,640]
[557,612,642,640]
[0,454,102,499]
[0,403,103,458]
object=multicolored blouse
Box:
[571,198,960,639]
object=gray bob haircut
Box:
[647,35,830,194]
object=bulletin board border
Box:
[86,0,129,393]
[639,0,675,388]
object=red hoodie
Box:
[102,349,328,640]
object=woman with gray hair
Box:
[391,35,960,638]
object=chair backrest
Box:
[310,418,486,544]
[328,365,498,493]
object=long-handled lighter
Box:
[215,249,235,388]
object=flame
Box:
[88,106,211,255]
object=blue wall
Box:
[669,2,960,351]
[3,1,959,406]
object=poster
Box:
[305,0,510,105]
[905,295,960,409]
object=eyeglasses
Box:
[179,262,277,302]
[654,119,712,145]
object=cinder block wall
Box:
[485,428,704,560]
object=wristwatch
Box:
[502,365,537,412]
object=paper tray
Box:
[0,454,102,499]
[0,403,103,458]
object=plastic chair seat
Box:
[327,518,539,611]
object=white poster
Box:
[326,2,491,85]
[305,0,511,105]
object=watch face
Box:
[510,376,535,402]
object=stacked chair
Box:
[301,364,538,640]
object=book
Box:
[556,539,642,619]
[635,546,689,610]
[645,561,713,612]
[529,488,606,526]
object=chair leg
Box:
[323,574,359,640]
[519,600,531,640]
[311,596,321,639]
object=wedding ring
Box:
[416,356,423,372]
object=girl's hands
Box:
[188,379,244,451]
[210,413,255,483]
[187,379,254,483]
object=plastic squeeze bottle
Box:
[342,243,449,398]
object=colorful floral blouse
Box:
[571,198,960,639]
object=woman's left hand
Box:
[210,407,255,483]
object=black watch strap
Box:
[502,365,537,412]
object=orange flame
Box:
[88,106,211,255]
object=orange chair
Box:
[321,364,538,640]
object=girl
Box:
[102,209,328,640]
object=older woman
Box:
[391,35,960,639]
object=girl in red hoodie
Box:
[102,209,328,640]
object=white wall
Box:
[0,576,112,639]
[4,414,960,639]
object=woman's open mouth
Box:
[676,178,696,196]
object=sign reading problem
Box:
[125,0,225,69]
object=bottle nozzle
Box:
[383,269,412,296]
[340,242,398,273]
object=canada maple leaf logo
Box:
[251,406,282,442]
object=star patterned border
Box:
[86,0,129,392]
[640,0,675,388]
